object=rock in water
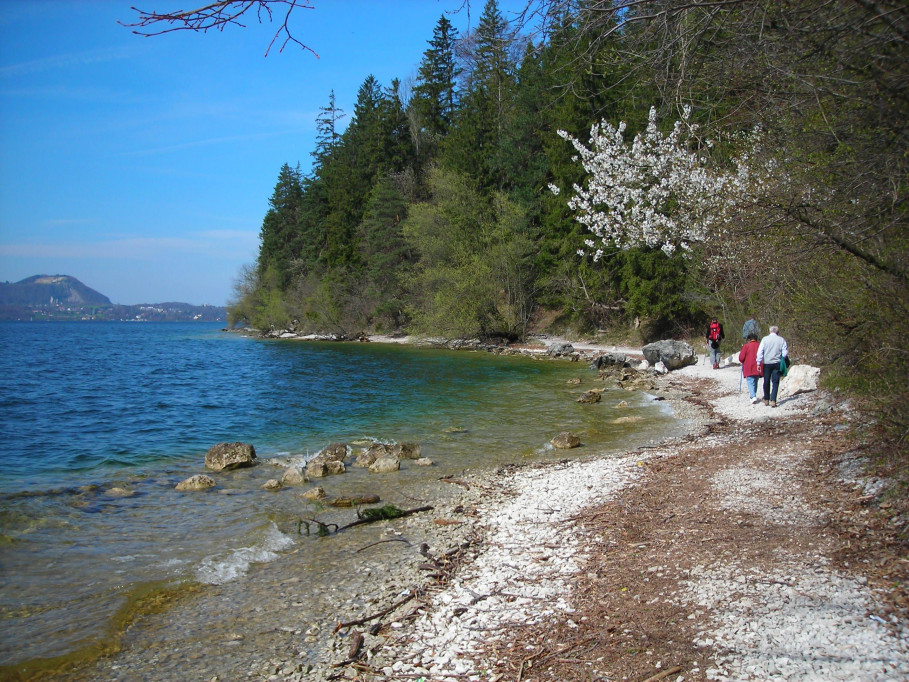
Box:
[369,455,401,473]
[281,466,306,485]
[301,486,326,500]
[205,442,256,471]
[551,432,581,449]
[175,474,216,491]
[314,442,348,463]
[590,352,627,369]
[390,442,421,459]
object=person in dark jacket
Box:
[742,315,761,340]
[705,317,725,369]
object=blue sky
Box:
[0,1,530,306]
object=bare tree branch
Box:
[120,0,319,57]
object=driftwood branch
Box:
[642,665,684,682]
[333,591,418,633]
[355,536,411,553]
[439,475,471,489]
[338,505,433,531]
[297,518,338,536]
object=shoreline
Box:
[297,336,909,681]
[56,333,909,681]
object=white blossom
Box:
[551,107,765,258]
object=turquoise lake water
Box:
[0,321,682,674]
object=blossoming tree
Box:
[551,106,760,260]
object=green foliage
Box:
[402,169,535,340]
[228,264,293,331]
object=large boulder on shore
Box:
[641,340,697,371]
[205,442,256,471]
[779,364,820,399]
[591,352,627,369]
[548,342,575,357]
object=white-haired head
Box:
[770,325,779,334]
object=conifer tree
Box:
[412,15,460,139]
[312,89,345,169]
[258,163,304,288]
[443,0,518,192]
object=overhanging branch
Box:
[121,0,318,57]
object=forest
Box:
[224,0,907,447]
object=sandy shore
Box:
[227,334,907,681]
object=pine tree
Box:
[412,15,460,139]
[312,89,345,170]
[258,163,304,288]
[443,0,518,192]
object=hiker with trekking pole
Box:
[705,317,725,369]
[739,333,762,403]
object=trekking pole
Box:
[739,365,743,393]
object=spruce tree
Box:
[412,15,460,139]
[443,0,518,192]
[258,163,304,288]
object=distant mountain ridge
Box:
[1,275,111,306]
[0,275,226,322]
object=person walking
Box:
[738,333,762,403]
[705,317,724,369]
[742,314,761,340]
[756,325,789,407]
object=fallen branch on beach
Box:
[339,504,434,531]
[333,590,420,633]
[355,536,412,553]
[439,475,471,489]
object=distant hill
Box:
[0,275,226,322]
[0,275,111,306]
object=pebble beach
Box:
[298,338,909,682]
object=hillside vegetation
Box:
[228,0,908,447]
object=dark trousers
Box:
[763,362,781,401]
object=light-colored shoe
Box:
[770,401,777,408]
[763,399,769,406]
[750,397,759,404]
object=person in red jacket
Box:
[738,333,762,403]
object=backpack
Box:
[708,321,722,342]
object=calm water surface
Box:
[0,322,682,675]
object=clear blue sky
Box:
[0,1,530,306]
